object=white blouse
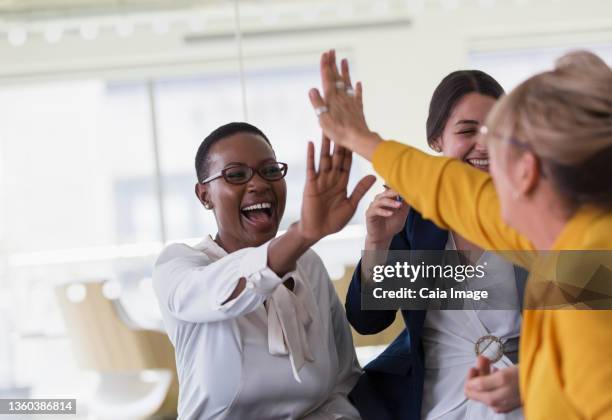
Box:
[421,235,524,420]
[152,236,361,420]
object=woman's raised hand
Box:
[297,134,376,243]
[365,187,410,246]
[309,50,382,160]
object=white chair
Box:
[89,370,173,420]
[56,281,178,420]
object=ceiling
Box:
[0,0,229,18]
[0,0,410,40]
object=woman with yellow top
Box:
[308,50,612,419]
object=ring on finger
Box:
[346,87,356,97]
[315,106,329,117]
[335,80,345,90]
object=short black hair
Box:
[195,122,272,182]
[426,70,504,146]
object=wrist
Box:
[291,222,319,250]
[364,235,392,250]
[347,129,383,161]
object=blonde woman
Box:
[309,50,612,419]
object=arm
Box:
[345,259,396,335]
[346,188,409,334]
[153,240,295,323]
[372,141,533,252]
[225,223,314,303]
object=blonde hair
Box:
[485,50,612,208]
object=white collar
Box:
[196,234,228,260]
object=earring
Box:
[204,202,212,209]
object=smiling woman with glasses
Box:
[152,121,375,420]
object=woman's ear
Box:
[516,152,540,196]
[431,137,443,153]
[195,183,213,209]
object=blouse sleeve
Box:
[372,140,534,253]
[152,241,285,323]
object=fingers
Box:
[319,134,331,172]
[367,189,402,210]
[476,355,492,376]
[380,187,400,199]
[342,148,352,172]
[306,141,316,181]
[466,367,479,380]
[465,386,516,414]
[464,364,519,413]
[331,143,346,172]
[330,50,343,86]
[366,194,402,219]
[464,367,480,397]
[466,370,506,392]
[356,81,363,109]
[309,87,326,109]
[349,175,376,208]
[321,51,338,98]
[374,197,402,210]
[309,88,334,134]
[369,208,394,217]
[341,58,353,89]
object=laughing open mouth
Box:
[466,158,489,170]
[240,201,275,230]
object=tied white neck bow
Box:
[266,276,315,382]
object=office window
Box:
[0,63,370,392]
[468,43,612,90]
[0,81,159,253]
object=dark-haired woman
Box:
[153,122,375,419]
[346,71,525,420]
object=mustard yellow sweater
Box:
[372,140,612,420]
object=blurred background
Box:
[0,0,611,418]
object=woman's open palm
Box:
[299,135,375,242]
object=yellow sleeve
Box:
[372,140,534,252]
[555,311,612,418]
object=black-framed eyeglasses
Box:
[200,162,288,185]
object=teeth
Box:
[241,202,272,212]
[469,159,489,166]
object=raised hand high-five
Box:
[309,49,383,160]
[297,134,376,243]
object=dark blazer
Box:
[346,210,528,420]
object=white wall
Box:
[1,0,611,151]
